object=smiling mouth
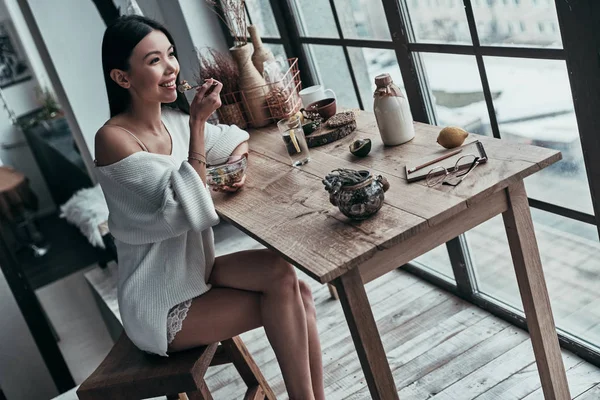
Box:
[160,81,176,88]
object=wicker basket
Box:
[217,58,302,127]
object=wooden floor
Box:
[465,213,600,348]
[18,212,101,289]
[201,266,600,399]
[48,221,600,399]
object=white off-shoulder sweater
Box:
[95,107,249,356]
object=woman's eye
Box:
[150,57,160,64]
[169,52,176,57]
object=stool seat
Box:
[77,333,274,400]
[0,166,38,222]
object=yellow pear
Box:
[437,127,468,149]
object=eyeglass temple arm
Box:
[456,160,480,184]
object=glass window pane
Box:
[333,0,391,41]
[292,0,339,38]
[246,0,280,38]
[419,53,489,135]
[264,43,286,61]
[471,0,562,48]
[468,215,521,310]
[404,0,472,44]
[468,209,600,348]
[348,48,405,112]
[414,244,454,282]
[485,57,593,214]
[306,45,360,108]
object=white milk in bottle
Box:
[373,73,415,146]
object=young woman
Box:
[95,15,325,400]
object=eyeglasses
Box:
[426,154,480,187]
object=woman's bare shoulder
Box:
[95,118,145,167]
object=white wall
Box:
[178,0,229,53]
[0,267,58,400]
[23,0,227,171]
[28,0,109,172]
[177,0,229,103]
[26,0,109,170]
[0,0,55,215]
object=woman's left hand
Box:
[213,141,249,192]
[213,174,246,193]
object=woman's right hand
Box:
[189,78,223,125]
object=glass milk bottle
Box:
[373,73,415,146]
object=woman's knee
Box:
[264,250,298,292]
[298,280,316,318]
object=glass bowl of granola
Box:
[206,155,247,189]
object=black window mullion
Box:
[297,37,396,49]
[243,1,253,25]
[268,0,315,87]
[446,236,477,297]
[326,0,364,109]
[463,0,501,139]
[528,199,597,226]
[381,0,430,123]
[554,0,600,235]
[409,43,565,60]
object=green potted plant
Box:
[34,86,66,133]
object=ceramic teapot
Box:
[323,169,390,220]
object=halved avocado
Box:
[349,138,372,157]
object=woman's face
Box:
[115,30,180,104]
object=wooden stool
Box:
[77,332,275,400]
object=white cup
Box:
[299,85,336,108]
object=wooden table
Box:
[212,111,571,400]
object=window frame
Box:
[218,0,600,367]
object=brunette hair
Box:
[101,15,190,117]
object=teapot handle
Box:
[377,175,390,192]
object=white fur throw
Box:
[60,184,109,248]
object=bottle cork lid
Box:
[375,73,393,87]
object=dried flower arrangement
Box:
[196,47,240,94]
[204,0,248,47]
[196,47,247,128]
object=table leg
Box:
[327,283,339,300]
[503,181,571,400]
[333,268,398,400]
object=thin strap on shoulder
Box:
[105,124,150,152]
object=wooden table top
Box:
[212,111,561,284]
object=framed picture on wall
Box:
[0,19,32,89]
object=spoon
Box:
[177,80,219,96]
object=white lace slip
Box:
[166,299,192,345]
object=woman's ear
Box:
[110,69,131,89]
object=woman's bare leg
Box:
[299,280,326,400]
[209,249,315,399]
[169,249,318,400]
[167,287,262,349]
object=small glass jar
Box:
[277,115,310,166]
